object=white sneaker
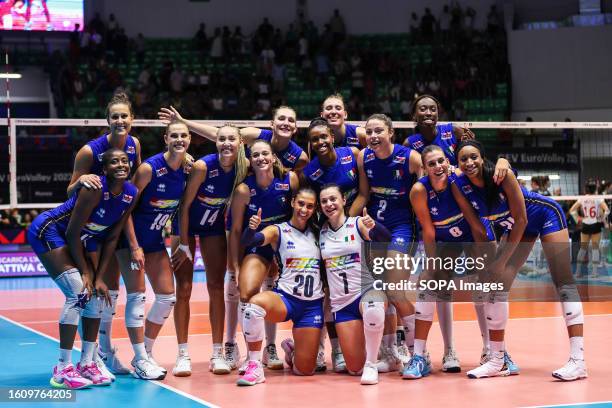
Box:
[360,361,379,385]
[172,354,192,377]
[131,358,166,380]
[467,352,509,379]
[376,346,401,373]
[397,343,411,365]
[480,348,491,365]
[262,344,284,370]
[224,342,240,370]
[315,344,327,372]
[442,348,461,373]
[210,355,231,375]
[147,353,167,374]
[99,347,131,375]
[552,358,588,381]
[332,348,347,373]
[238,359,249,375]
[93,345,116,381]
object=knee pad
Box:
[577,248,587,263]
[147,293,176,325]
[592,248,600,263]
[224,271,239,303]
[243,303,266,343]
[472,290,486,306]
[362,301,385,332]
[55,268,86,326]
[101,290,119,323]
[484,296,509,331]
[125,292,146,328]
[261,276,275,292]
[558,284,584,326]
[385,304,396,316]
[81,294,103,319]
[415,300,435,322]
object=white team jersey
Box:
[580,197,603,224]
[275,222,324,301]
[320,217,374,312]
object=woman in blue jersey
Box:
[319,184,392,385]
[229,139,299,370]
[115,121,191,380]
[170,125,249,376]
[28,149,137,389]
[67,91,142,376]
[319,93,366,148]
[453,140,586,381]
[238,187,323,386]
[355,113,422,373]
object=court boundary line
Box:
[0,314,221,408]
[521,400,612,408]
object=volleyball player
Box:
[114,121,191,380]
[355,113,422,372]
[229,139,298,372]
[238,187,323,386]
[319,184,392,384]
[68,91,141,376]
[170,125,248,375]
[28,149,136,388]
[570,181,610,276]
[319,93,366,148]
[453,140,586,381]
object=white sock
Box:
[225,300,239,344]
[132,342,148,361]
[144,336,155,354]
[382,334,395,348]
[437,302,453,352]
[80,341,96,365]
[401,314,415,348]
[99,289,118,354]
[474,303,490,352]
[247,350,262,361]
[212,343,223,357]
[414,339,426,356]
[569,336,584,360]
[364,327,383,364]
[59,348,72,366]
[178,343,189,356]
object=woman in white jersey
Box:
[570,181,610,274]
[319,183,392,385]
[238,187,324,386]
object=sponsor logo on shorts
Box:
[313,315,322,324]
[85,221,108,232]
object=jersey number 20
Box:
[293,275,315,298]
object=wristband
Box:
[179,244,193,261]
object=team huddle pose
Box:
[30,91,587,390]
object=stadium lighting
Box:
[0,73,22,79]
[518,174,561,180]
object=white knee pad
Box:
[81,294,103,319]
[101,290,119,323]
[362,301,385,332]
[592,248,600,263]
[125,292,146,328]
[55,268,85,326]
[224,271,239,303]
[484,293,509,331]
[147,293,176,325]
[472,290,486,306]
[415,301,435,322]
[577,248,587,263]
[261,276,275,292]
[243,303,266,343]
[558,285,584,326]
[385,304,396,316]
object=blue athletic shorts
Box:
[333,295,362,323]
[525,197,567,237]
[274,289,324,329]
[27,213,66,255]
[387,222,417,254]
[244,244,275,262]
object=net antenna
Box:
[5,50,17,209]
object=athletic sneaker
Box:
[77,362,112,386]
[332,348,347,373]
[236,360,265,386]
[315,345,327,372]
[360,361,379,385]
[281,338,295,368]
[99,346,131,375]
[131,358,166,380]
[402,355,431,379]
[376,346,401,373]
[210,355,231,375]
[50,364,93,389]
[238,360,249,375]
[172,354,192,377]
[147,353,167,374]
[552,358,587,381]
[504,352,520,375]
[224,342,240,370]
[397,343,411,365]
[467,352,509,379]
[93,345,115,382]
[442,348,461,373]
[480,348,490,365]
[263,344,284,370]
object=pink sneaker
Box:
[50,364,93,389]
[281,338,295,368]
[236,360,265,386]
[77,362,112,386]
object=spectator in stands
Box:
[487,5,501,34]
[562,117,574,147]
[195,23,208,51]
[465,7,476,31]
[540,176,552,196]
[438,5,451,39]
[421,8,436,39]
[329,9,346,42]
[531,176,541,193]
[210,28,223,60]
[135,33,146,63]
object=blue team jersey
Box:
[418,174,493,242]
[187,154,236,236]
[340,123,361,148]
[245,129,304,169]
[303,147,358,207]
[364,144,416,228]
[243,172,292,230]
[28,177,136,254]
[453,173,567,237]
[87,134,138,176]
[407,123,458,166]
[132,153,188,252]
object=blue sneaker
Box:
[504,352,520,375]
[402,355,431,379]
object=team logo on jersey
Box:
[209,169,219,178]
[127,145,136,154]
[325,253,360,269]
[206,184,215,193]
[364,153,375,163]
[250,188,257,197]
[412,140,425,150]
[157,183,166,192]
[431,207,438,216]
[429,190,436,199]
[156,167,168,177]
[341,155,353,165]
[346,136,359,145]
[393,155,406,164]
[366,169,373,178]
[149,198,179,209]
[394,169,403,180]
[85,222,107,232]
[286,240,295,249]
[441,131,453,140]
[122,194,133,203]
[104,192,110,200]
[462,185,473,194]
[96,208,106,218]
[198,195,227,206]
[283,152,297,164]
[310,168,323,181]
[275,183,290,191]
[285,258,320,269]
[282,228,292,233]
